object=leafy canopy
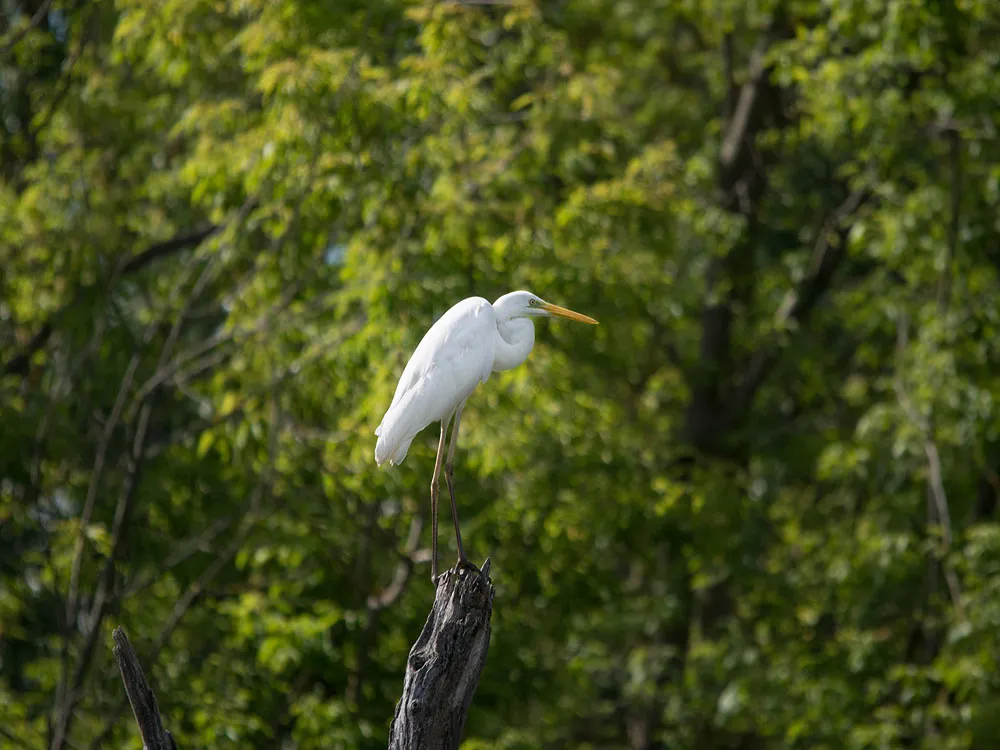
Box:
[3,0,1000,748]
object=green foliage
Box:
[4,0,1000,747]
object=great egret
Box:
[374,291,598,580]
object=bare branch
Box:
[50,258,221,750]
[731,188,870,417]
[146,316,364,457]
[6,195,256,379]
[719,34,771,176]
[685,29,784,455]
[66,355,141,632]
[131,283,303,405]
[368,515,424,612]
[153,398,277,653]
[939,127,961,309]
[55,352,142,745]
[3,229,213,378]
[0,0,55,57]
[49,400,155,750]
[31,7,95,136]
[88,406,278,748]
[0,725,36,750]
[123,514,238,598]
[894,318,965,618]
[121,227,218,275]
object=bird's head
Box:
[493,290,599,325]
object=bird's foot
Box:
[456,556,492,585]
[432,558,491,587]
[431,568,455,588]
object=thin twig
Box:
[367,515,424,611]
[7,195,255,379]
[131,284,303,404]
[0,0,54,56]
[732,188,870,417]
[0,725,35,750]
[939,128,961,309]
[49,401,154,750]
[719,34,771,172]
[66,355,141,630]
[50,258,218,750]
[146,317,364,457]
[91,402,281,748]
[32,5,96,136]
[122,514,240,598]
[152,397,277,653]
[55,352,142,744]
[894,317,964,618]
[3,228,215,378]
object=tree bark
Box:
[110,561,493,749]
[112,628,177,750]
[389,560,495,750]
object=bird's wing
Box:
[375,298,496,465]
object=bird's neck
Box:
[492,318,535,372]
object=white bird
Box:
[374,290,598,580]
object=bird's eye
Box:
[529,299,536,306]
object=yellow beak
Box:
[540,301,599,325]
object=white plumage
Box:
[374,297,495,466]
[374,290,598,580]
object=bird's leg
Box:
[445,402,478,574]
[429,419,449,583]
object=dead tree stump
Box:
[112,627,177,750]
[111,560,494,749]
[388,559,495,750]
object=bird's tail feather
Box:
[374,431,415,466]
[374,386,434,466]
[390,436,414,465]
[374,431,393,466]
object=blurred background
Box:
[4,0,1000,747]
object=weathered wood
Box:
[112,627,177,750]
[389,559,495,750]
[111,562,493,750]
